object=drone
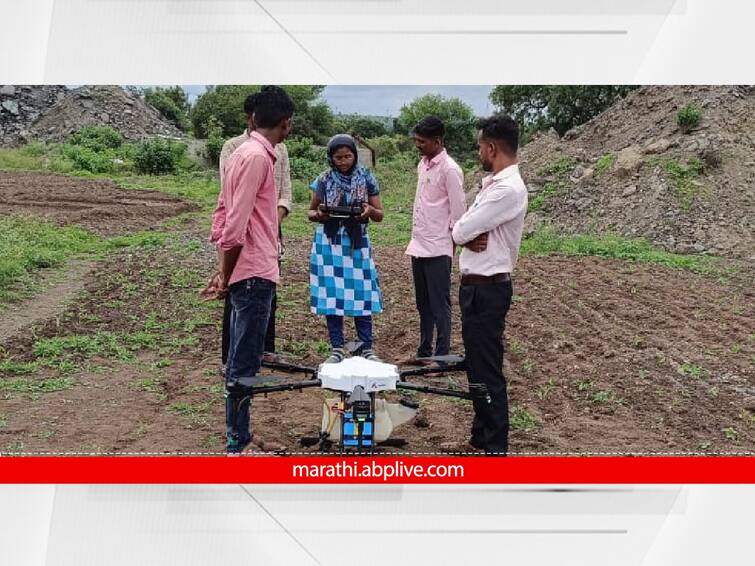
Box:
[225,343,483,454]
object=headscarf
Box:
[316,134,377,248]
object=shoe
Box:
[362,349,382,362]
[226,437,250,455]
[324,347,345,364]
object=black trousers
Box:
[222,287,277,365]
[459,280,513,455]
[411,255,452,358]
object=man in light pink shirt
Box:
[405,116,465,360]
[451,115,527,456]
[209,86,294,455]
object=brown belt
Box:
[461,273,511,286]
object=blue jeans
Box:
[225,277,275,452]
[326,315,373,350]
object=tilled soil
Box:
[2,230,753,455]
[0,171,194,235]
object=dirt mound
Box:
[28,85,183,143]
[0,85,68,147]
[0,171,194,235]
[518,86,755,260]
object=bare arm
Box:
[307,193,330,222]
[359,195,383,222]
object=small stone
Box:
[643,138,671,154]
[614,145,643,177]
[101,113,110,122]
[622,185,638,197]
[1,100,19,115]
[0,85,16,96]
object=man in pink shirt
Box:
[405,116,465,361]
[210,86,294,454]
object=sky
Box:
[182,85,495,117]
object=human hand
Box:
[277,206,288,223]
[310,207,330,222]
[359,202,373,221]
[465,232,489,253]
[199,270,227,300]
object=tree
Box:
[144,86,190,131]
[489,86,638,138]
[333,114,390,138]
[189,85,334,143]
[395,94,477,157]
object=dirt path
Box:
[0,260,95,345]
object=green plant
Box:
[537,157,578,178]
[536,379,555,401]
[677,103,703,133]
[510,406,538,431]
[521,226,717,273]
[676,362,705,379]
[722,427,738,442]
[527,182,560,212]
[67,125,124,151]
[134,137,186,175]
[595,152,617,174]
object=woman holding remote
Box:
[307,134,384,364]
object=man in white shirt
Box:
[451,115,528,455]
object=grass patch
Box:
[528,182,559,213]
[521,225,718,273]
[664,158,705,210]
[595,152,616,174]
[537,157,577,178]
[509,406,538,432]
[0,215,171,306]
[0,360,40,375]
[0,377,74,395]
[535,379,555,401]
[529,157,577,213]
[676,362,706,379]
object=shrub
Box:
[134,137,186,175]
[286,137,326,182]
[204,118,225,166]
[67,126,123,152]
[677,103,703,133]
[62,144,117,174]
[369,135,415,161]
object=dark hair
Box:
[327,134,358,171]
[412,116,445,139]
[243,92,258,115]
[477,114,519,155]
[253,85,295,129]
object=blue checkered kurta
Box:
[309,224,383,316]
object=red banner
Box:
[2,456,755,484]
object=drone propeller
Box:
[416,354,465,365]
